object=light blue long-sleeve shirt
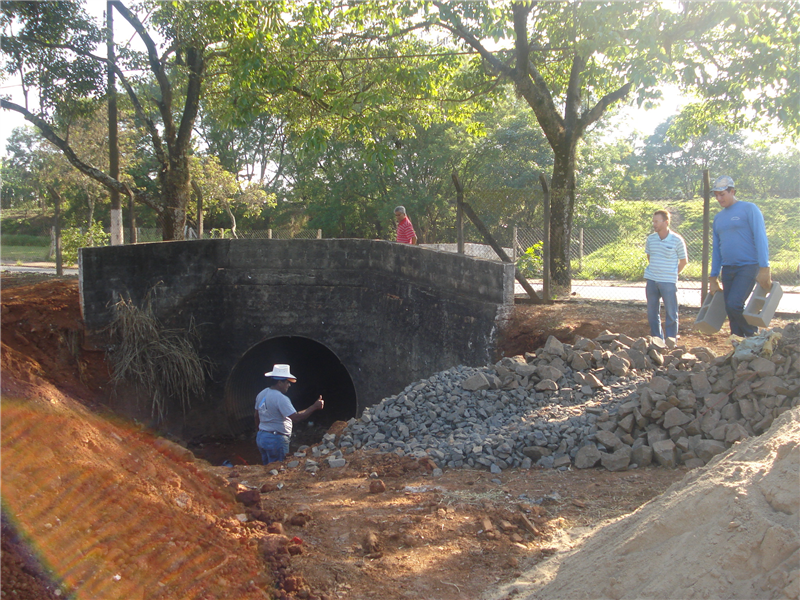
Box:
[711,200,769,277]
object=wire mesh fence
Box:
[122,227,322,243]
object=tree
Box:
[397,1,799,292]
[629,118,747,200]
[2,1,477,240]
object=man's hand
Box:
[756,267,772,291]
[709,277,722,295]
[313,396,324,411]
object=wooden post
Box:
[540,174,551,302]
[512,225,518,262]
[461,200,541,302]
[317,229,322,239]
[48,186,63,276]
[452,171,465,255]
[702,170,711,304]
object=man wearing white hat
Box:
[255,364,324,464]
[709,175,771,337]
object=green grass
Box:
[1,234,50,247]
[0,246,53,263]
[576,197,800,285]
[573,236,648,280]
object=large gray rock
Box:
[652,439,677,467]
[462,372,491,391]
[537,365,565,381]
[649,375,672,396]
[535,379,559,391]
[646,427,669,447]
[543,335,565,358]
[606,354,631,377]
[725,423,750,443]
[600,446,632,472]
[631,444,653,467]
[690,372,712,398]
[512,362,538,378]
[749,357,776,376]
[594,430,623,451]
[570,353,590,371]
[663,407,692,429]
[574,444,602,469]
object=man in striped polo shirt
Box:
[394,206,417,244]
[645,209,688,341]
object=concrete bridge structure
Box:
[79,239,514,439]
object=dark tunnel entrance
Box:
[224,335,358,440]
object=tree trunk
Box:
[159,160,191,241]
[107,2,123,245]
[548,144,578,294]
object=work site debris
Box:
[326,323,800,473]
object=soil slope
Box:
[487,407,800,600]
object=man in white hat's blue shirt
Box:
[708,175,771,337]
[255,364,324,464]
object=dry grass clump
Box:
[106,292,206,423]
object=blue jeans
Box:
[721,264,759,337]
[646,279,679,339]
[256,431,290,465]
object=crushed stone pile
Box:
[311,323,800,474]
[485,406,800,600]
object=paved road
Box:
[516,280,800,315]
[1,265,78,275]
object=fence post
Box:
[317,229,322,239]
[268,229,272,240]
[539,174,551,301]
[48,186,63,276]
[452,171,465,255]
[702,170,711,304]
[513,225,518,262]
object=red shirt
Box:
[396,216,416,244]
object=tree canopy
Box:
[382,0,799,289]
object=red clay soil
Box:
[2,274,795,600]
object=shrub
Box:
[516,242,544,278]
[61,221,110,266]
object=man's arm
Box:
[678,258,687,273]
[289,397,324,423]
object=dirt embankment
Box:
[1,274,797,600]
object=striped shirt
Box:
[396,216,416,244]
[644,231,687,283]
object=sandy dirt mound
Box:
[486,408,800,600]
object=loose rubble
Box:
[316,323,800,473]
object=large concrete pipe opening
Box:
[225,336,357,443]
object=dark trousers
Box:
[721,264,759,337]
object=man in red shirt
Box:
[394,206,417,244]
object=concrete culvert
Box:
[224,335,357,440]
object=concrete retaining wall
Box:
[79,239,514,438]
